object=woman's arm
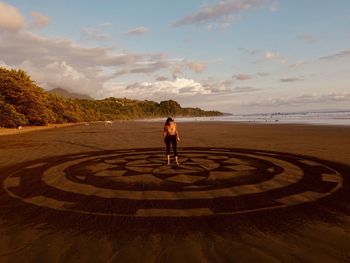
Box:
[176,125,180,141]
[162,125,167,141]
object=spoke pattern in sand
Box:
[2,148,346,217]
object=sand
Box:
[0,121,350,262]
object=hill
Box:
[48,88,93,100]
[0,67,223,128]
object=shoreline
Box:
[1,119,350,137]
[0,123,83,136]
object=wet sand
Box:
[0,121,350,262]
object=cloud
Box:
[114,60,170,77]
[320,49,350,61]
[81,22,113,40]
[263,51,287,64]
[100,22,112,27]
[81,27,110,40]
[205,22,231,31]
[155,76,169,81]
[122,77,260,100]
[173,0,263,27]
[256,72,270,77]
[124,78,210,97]
[264,51,278,59]
[241,92,350,107]
[0,2,25,31]
[123,26,149,36]
[280,77,304,82]
[1,59,103,95]
[0,27,173,96]
[289,60,308,68]
[298,32,317,44]
[232,86,260,93]
[239,47,261,55]
[186,61,206,73]
[30,12,50,28]
[233,73,252,81]
[0,30,153,68]
[171,60,207,78]
[270,1,278,11]
[201,77,259,94]
[118,75,261,99]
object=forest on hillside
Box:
[0,67,223,128]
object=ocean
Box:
[141,111,350,126]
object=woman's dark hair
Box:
[165,117,174,125]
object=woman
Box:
[163,117,180,165]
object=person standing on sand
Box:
[163,117,180,165]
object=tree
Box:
[0,101,28,128]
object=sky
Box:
[0,0,349,114]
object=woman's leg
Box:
[165,136,171,165]
[171,136,179,164]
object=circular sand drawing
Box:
[2,148,346,217]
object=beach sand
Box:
[0,121,350,262]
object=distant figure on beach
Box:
[104,120,113,126]
[163,117,180,165]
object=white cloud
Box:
[30,12,50,28]
[1,59,103,95]
[0,2,25,31]
[115,76,260,100]
[173,0,263,28]
[0,20,211,98]
[123,78,210,99]
[123,26,149,36]
[0,30,148,67]
[0,28,173,96]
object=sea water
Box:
[140,111,350,126]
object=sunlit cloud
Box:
[30,12,50,29]
[0,2,25,31]
[186,61,206,73]
[173,0,264,28]
[171,60,207,78]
